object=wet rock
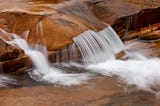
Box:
[90,0,160,25]
[0,38,32,73]
[0,38,22,61]
[48,44,82,63]
[113,7,160,37]
[0,56,32,74]
[106,91,155,106]
[0,12,44,73]
[1,49,20,61]
[0,12,44,36]
[124,23,160,57]
[123,23,160,41]
[0,77,159,106]
[0,0,160,73]
[0,77,124,106]
[27,14,88,51]
[0,1,160,106]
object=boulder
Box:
[0,38,32,73]
[0,0,160,73]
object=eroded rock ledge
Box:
[0,0,160,73]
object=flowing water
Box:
[73,26,125,64]
[1,25,160,93]
[73,26,160,92]
[6,34,91,86]
[0,0,160,105]
[98,26,125,54]
[86,55,160,92]
[0,74,17,87]
[73,29,114,64]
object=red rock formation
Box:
[0,0,160,73]
[0,38,32,73]
[1,1,160,106]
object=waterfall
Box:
[98,26,125,54]
[73,26,160,92]
[5,34,91,86]
[34,21,47,56]
[1,24,160,92]
[73,26,125,64]
[73,30,114,64]
[9,35,51,75]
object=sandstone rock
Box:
[0,38,32,73]
[27,14,88,51]
[90,0,160,25]
[0,1,160,106]
[0,56,32,74]
[0,12,44,73]
[0,39,21,61]
[124,23,160,57]
[0,0,160,73]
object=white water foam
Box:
[86,53,160,92]
[73,26,160,92]
[1,24,160,92]
[8,34,91,86]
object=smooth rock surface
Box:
[0,0,160,106]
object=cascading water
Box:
[98,26,125,54]
[73,26,160,92]
[87,56,160,92]
[73,29,115,64]
[4,33,91,86]
[9,35,51,75]
[34,21,48,56]
[73,26,125,64]
[1,23,160,92]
